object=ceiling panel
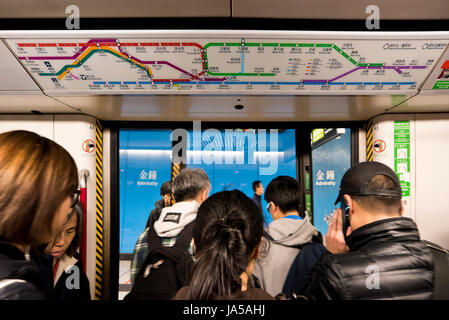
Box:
[232,0,449,19]
[0,0,230,18]
[0,93,80,113]
[0,40,41,92]
[51,94,409,121]
[386,92,449,114]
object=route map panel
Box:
[7,38,448,94]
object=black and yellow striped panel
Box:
[95,119,104,300]
[366,119,374,161]
[171,162,181,181]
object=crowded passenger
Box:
[0,130,79,300]
[253,176,324,297]
[301,161,446,300]
[174,190,274,300]
[44,201,91,300]
[125,168,210,299]
[145,180,173,230]
[251,180,264,213]
[130,180,173,284]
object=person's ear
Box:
[201,189,208,202]
[343,194,353,215]
[400,199,405,217]
[271,202,283,220]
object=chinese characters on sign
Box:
[315,169,336,186]
[394,121,410,197]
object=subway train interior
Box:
[1,0,449,303]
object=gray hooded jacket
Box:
[253,214,319,296]
[154,200,200,239]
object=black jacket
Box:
[35,250,91,301]
[0,240,46,300]
[302,217,435,300]
[251,194,262,213]
[53,253,91,301]
[145,199,165,229]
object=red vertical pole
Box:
[80,187,87,272]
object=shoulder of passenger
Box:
[0,280,44,300]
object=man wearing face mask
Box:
[302,161,449,300]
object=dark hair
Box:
[264,176,303,217]
[172,168,210,202]
[65,201,83,257]
[160,181,172,196]
[351,175,402,215]
[187,190,264,300]
[0,130,78,246]
[252,180,261,192]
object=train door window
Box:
[186,128,297,226]
[117,126,297,299]
[311,128,351,236]
[118,129,172,299]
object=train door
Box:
[310,128,353,236]
[115,123,298,299]
[111,122,360,299]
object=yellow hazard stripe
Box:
[366,120,373,161]
[95,119,104,300]
[172,163,181,181]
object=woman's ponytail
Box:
[187,190,263,300]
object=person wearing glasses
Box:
[44,201,91,300]
[0,130,79,300]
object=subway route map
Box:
[7,38,448,94]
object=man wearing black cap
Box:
[301,161,449,300]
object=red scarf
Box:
[53,258,60,282]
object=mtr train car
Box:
[0,0,449,303]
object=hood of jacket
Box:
[153,200,200,238]
[266,214,318,247]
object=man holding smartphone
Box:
[301,161,448,300]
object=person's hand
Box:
[324,208,352,254]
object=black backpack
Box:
[263,231,326,299]
[124,222,194,300]
[282,239,326,299]
[424,240,449,300]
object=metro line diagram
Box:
[9,38,448,93]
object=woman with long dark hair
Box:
[45,201,91,300]
[174,190,273,300]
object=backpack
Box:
[424,240,449,300]
[124,221,194,300]
[263,231,326,299]
[282,239,326,299]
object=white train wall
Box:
[0,114,98,299]
[372,113,449,249]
